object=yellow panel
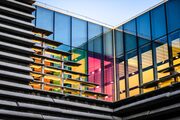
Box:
[120,93,126,100]
[119,79,125,91]
[143,69,154,84]
[129,74,139,88]
[44,75,61,81]
[143,87,155,93]
[64,80,80,85]
[159,79,174,88]
[30,65,42,69]
[45,51,61,57]
[158,63,170,79]
[130,88,139,97]
[45,59,61,64]
[44,67,61,72]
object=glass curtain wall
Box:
[34,0,179,101]
[116,0,180,100]
[34,7,114,101]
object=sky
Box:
[36,0,163,27]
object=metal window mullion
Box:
[135,19,143,94]
[113,30,119,101]
[70,16,72,58]
[53,11,55,40]
[149,11,158,88]
[101,27,104,94]
[34,5,37,26]
[86,21,88,75]
[123,26,129,98]
[61,55,64,94]
[41,37,45,90]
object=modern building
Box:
[0,0,179,119]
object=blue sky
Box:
[36,0,163,26]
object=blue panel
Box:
[115,30,123,58]
[125,33,137,52]
[88,22,102,54]
[54,12,71,46]
[124,20,137,52]
[124,20,136,35]
[103,27,113,57]
[151,5,166,40]
[72,18,87,50]
[137,12,151,40]
[36,7,53,32]
[166,0,180,33]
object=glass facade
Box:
[34,6,114,101]
[115,0,180,100]
[34,0,179,101]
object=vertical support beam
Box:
[61,55,64,94]
[41,34,45,90]
[86,22,89,80]
[123,27,129,98]
[53,11,55,40]
[149,11,158,88]
[34,5,37,26]
[152,42,158,81]
[113,29,118,101]
[135,19,143,94]
[101,27,104,94]
[70,16,72,56]
[79,75,83,96]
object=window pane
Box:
[54,12,70,46]
[169,30,180,82]
[72,18,87,50]
[88,23,103,93]
[119,77,125,100]
[124,20,136,35]
[155,36,172,87]
[124,19,137,52]
[104,28,113,56]
[88,23,102,53]
[71,47,87,74]
[166,0,180,33]
[140,44,155,93]
[117,49,125,100]
[125,33,137,52]
[103,27,113,101]
[115,30,124,58]
[151,5,166,40]
[137,12,151,45]
[36,7,54,39]
[127,51,139,97]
